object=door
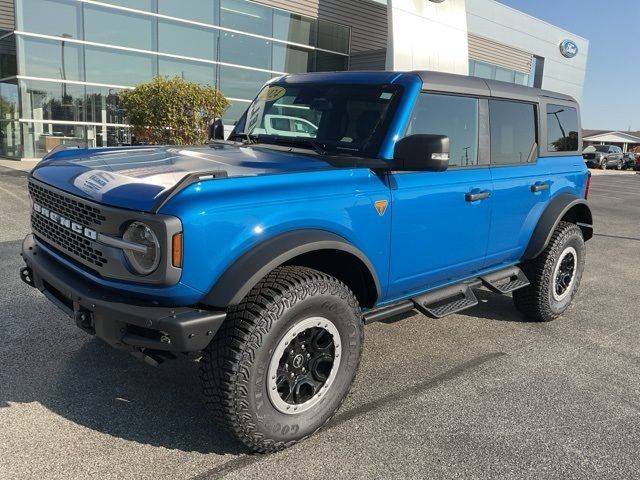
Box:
[484,99,549,267]
[388,92,492,300]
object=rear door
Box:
[484,99,550,268]
[388,92,492,299]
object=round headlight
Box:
[122,221,160,275]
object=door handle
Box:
[465,190,491,202]
[530,182,550,193]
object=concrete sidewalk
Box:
[0,159,38,172]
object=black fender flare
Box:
[201,229,381,307]
[523,193,593,260]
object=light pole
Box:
[547,109,566,139]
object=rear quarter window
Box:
[546,104,579,152]
[489,100,537,165]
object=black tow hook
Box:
[20,266,35,288]
[74,309,96,334]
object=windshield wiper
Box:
[257,136,329,155]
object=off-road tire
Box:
[199,266,363,453]
[513,222,585,322]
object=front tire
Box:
[199,266,363,452]
[513,222,585,322]
[601,159,607,170]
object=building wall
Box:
[4,0,356,159]
[466,0,588,102]
[0,0,14,34]
[256,0,388,54]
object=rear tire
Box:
[513,222,585,322]
[199,266,363,452]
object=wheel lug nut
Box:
[290,372,295,377]
[306,353,310,358]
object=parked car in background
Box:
[622,151,637,170]
[582,145,623,169]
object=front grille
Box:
[29,181,106,228]
[31,213,108,268]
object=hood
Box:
[31,144,335,211]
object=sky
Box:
[497,0,640,131]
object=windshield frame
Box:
[231,82,405,158]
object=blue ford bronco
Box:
[20,71,592,452]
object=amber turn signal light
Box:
[172,233,183,268]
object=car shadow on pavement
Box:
[0,243,247,455]
[460,288,529,323]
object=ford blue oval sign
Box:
[560,39,578,58]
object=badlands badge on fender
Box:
[374,200,388,216]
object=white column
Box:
[386,0,470,75]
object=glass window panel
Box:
[18,36,83,81]
[0,81,19,120]
[158,19,217,60]
[316,19,349,54]
[0,120,21,158]
[102,0,153,11]
[406,93,479,167]
[223,100,250,124]
[273,11,315,46]
[472,61,493,80]
[158,0,218,24]
[0,35,17,78]
[495,67,515,83]
[89,124,131,147]
[314,51,348,72]
[515,72,528,86]
[218,65,269,100]
[20,80,85,122]
[547,104,579,152]
[84,5,153,50]
[85,86,126,124]
[22,121,87,158]
[85,46,155,86]
[220,31,271,71]
[273,44,312,74]
[490,100,537,164]
[16,0,82,38]
[158,58,215,85]
[220,0,272,37]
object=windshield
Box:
[584,145,608,153]
[232,83,402,156]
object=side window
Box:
[406,93,479,167]
[546,104,579,152]
[489,100,537,165]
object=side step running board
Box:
[363,266,530,323]
[412,282,479,319]
[480,266,530,294]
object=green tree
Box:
[118,76,229,145]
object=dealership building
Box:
[0,0,588,160]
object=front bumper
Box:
[20,234,226,352]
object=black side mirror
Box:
[209,117,224,140]
[393,134,450,171]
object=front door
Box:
[387,92,492,300]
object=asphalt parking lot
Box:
[1,166,639,479]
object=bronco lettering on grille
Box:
[33,202,97,240]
